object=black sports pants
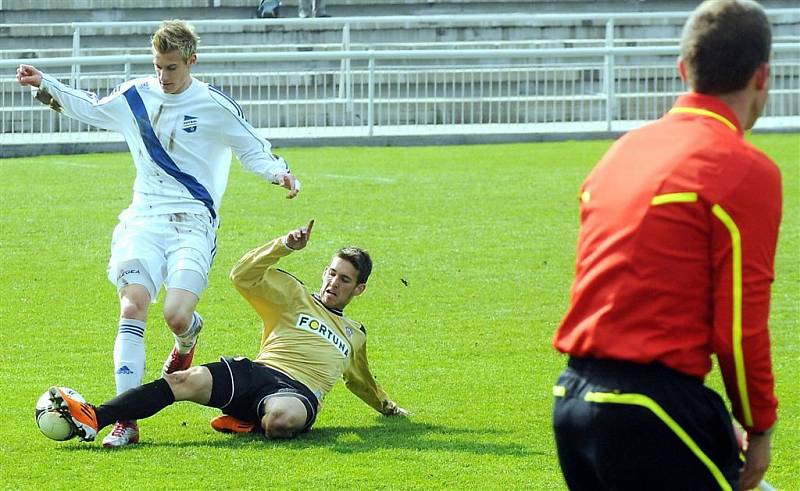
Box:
[552,357,741,491]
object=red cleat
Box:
[162,343,197,377]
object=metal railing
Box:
[4,10,797,89]
[1,44,798,148]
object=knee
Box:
[120,288,150,319]
[164,370,191,391]
[263,409,304,439]
[163,306,192,334]
[164,366,209,402]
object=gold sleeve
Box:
[343,338,397,415]
[230,237,298,312]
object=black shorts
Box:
[552,357,741,491]
[204,356,319,433]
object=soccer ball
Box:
[35,388,84,441]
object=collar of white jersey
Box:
[155,77,198,98]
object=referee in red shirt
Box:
[552,1,780,490]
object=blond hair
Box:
[151,20,199,62]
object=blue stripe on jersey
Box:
[209,85,244,119]
[122,86,216,219]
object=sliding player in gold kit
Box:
[49,220,409,443]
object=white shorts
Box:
[107,213,218,301]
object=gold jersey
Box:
[229,238,395,414]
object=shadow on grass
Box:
[61,417,539,457]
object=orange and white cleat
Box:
[48,386,99,442]
[210,414,257,434]
[102,420,139,448]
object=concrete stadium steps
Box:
[3,13,797,63]
[0,19,690,53]
[0,0,634,24]
[16,0,800,25]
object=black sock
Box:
[95,378,176,429]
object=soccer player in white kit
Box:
[15,20,300,447]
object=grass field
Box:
[0,135,797,490]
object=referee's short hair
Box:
[680,0,772,94]
[335,247,372,285]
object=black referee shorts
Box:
[552,357,741,491]
[204,356,319,433]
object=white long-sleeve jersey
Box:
[38,74,289,220]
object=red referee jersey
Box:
[554,93,781,433]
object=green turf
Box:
[0,135,797,489]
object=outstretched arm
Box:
[344,339,409,416]
[210,88,301,199]
[230,220,314,294]
[16,63,125,132]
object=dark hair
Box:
[680,0,771,94]
[335,247,372,284]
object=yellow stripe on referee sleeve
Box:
[712,204,752,427]
[584,391,732,491]
[553,385,566,397]
[651,192,698,206]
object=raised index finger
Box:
[305,219,315,239]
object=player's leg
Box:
[312,0,327,17]
[162,286,202,375]
[253,365,319,439]
[162,213,216,375]
[51,366,213,443]
[106,215,168,447]
[260,395,309,439]
[298,0,311,17]
[115,282,151,393]
[206,358,318,439]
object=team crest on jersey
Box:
[182,115,198,133]
[296,314,350,358]
[345,326,353,339]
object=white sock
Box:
[174,312,203,355]
[113,318,146,395]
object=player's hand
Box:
[274,171,300,199]
[16,64,43,87]
[391,406,411,417]
[740,432,771,490]
[385,401,411,417]
[284,219,314,251]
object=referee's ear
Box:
[753,62,769,91]
[677,58,689,86]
